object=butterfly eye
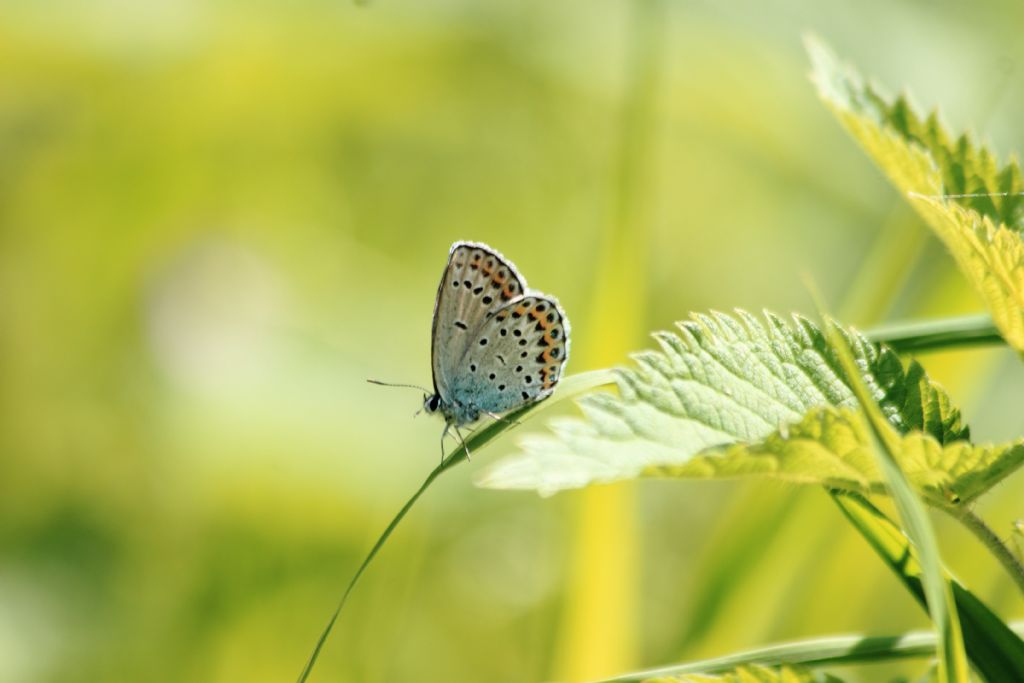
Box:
[425,395,441,413]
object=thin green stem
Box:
[296,460,448,683]
[864,313,1003,353]
[296,369,616,682]
[945,506,1024,597]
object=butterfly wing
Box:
[452,294,570,415]
[430,242,528,400]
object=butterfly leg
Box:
[439,422,450,464]
[483,410,522,428]
[452,424,472,462]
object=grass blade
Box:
[821,314,969,682]
[594,622,1024,682]
[832,491,1024,681]
[295,369,616,682]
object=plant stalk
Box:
[945,505,1024,597]
[296,369,616,682]
[296,460,449,683]
[865,314,1003,353]
[597,622,1024,682]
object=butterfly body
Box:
[425,241,570,438]
[422,375,485,427]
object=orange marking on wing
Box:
[545,347,565,364]
[533,304,553,321]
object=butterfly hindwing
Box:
[452,294,570,415]
[430,242,527,399]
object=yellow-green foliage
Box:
[480,310,1024,501]
[3,5,1024,683]
[643,664,823,683]
[657,406,1023,506]
[809,38,1024,353]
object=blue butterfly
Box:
[373,241,570,460]
[373,241,570,458]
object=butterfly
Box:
[377,241,570,459]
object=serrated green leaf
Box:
[807,36,1024,351]
[655,406,1024,506]
[641,664,835,683]
[477,310,973,496]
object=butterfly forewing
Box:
[431,242,527,399]
[456,295,569,414]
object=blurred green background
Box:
[2,1,1023,681]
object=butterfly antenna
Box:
[483,410,522,428]
[367,379,433,393]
